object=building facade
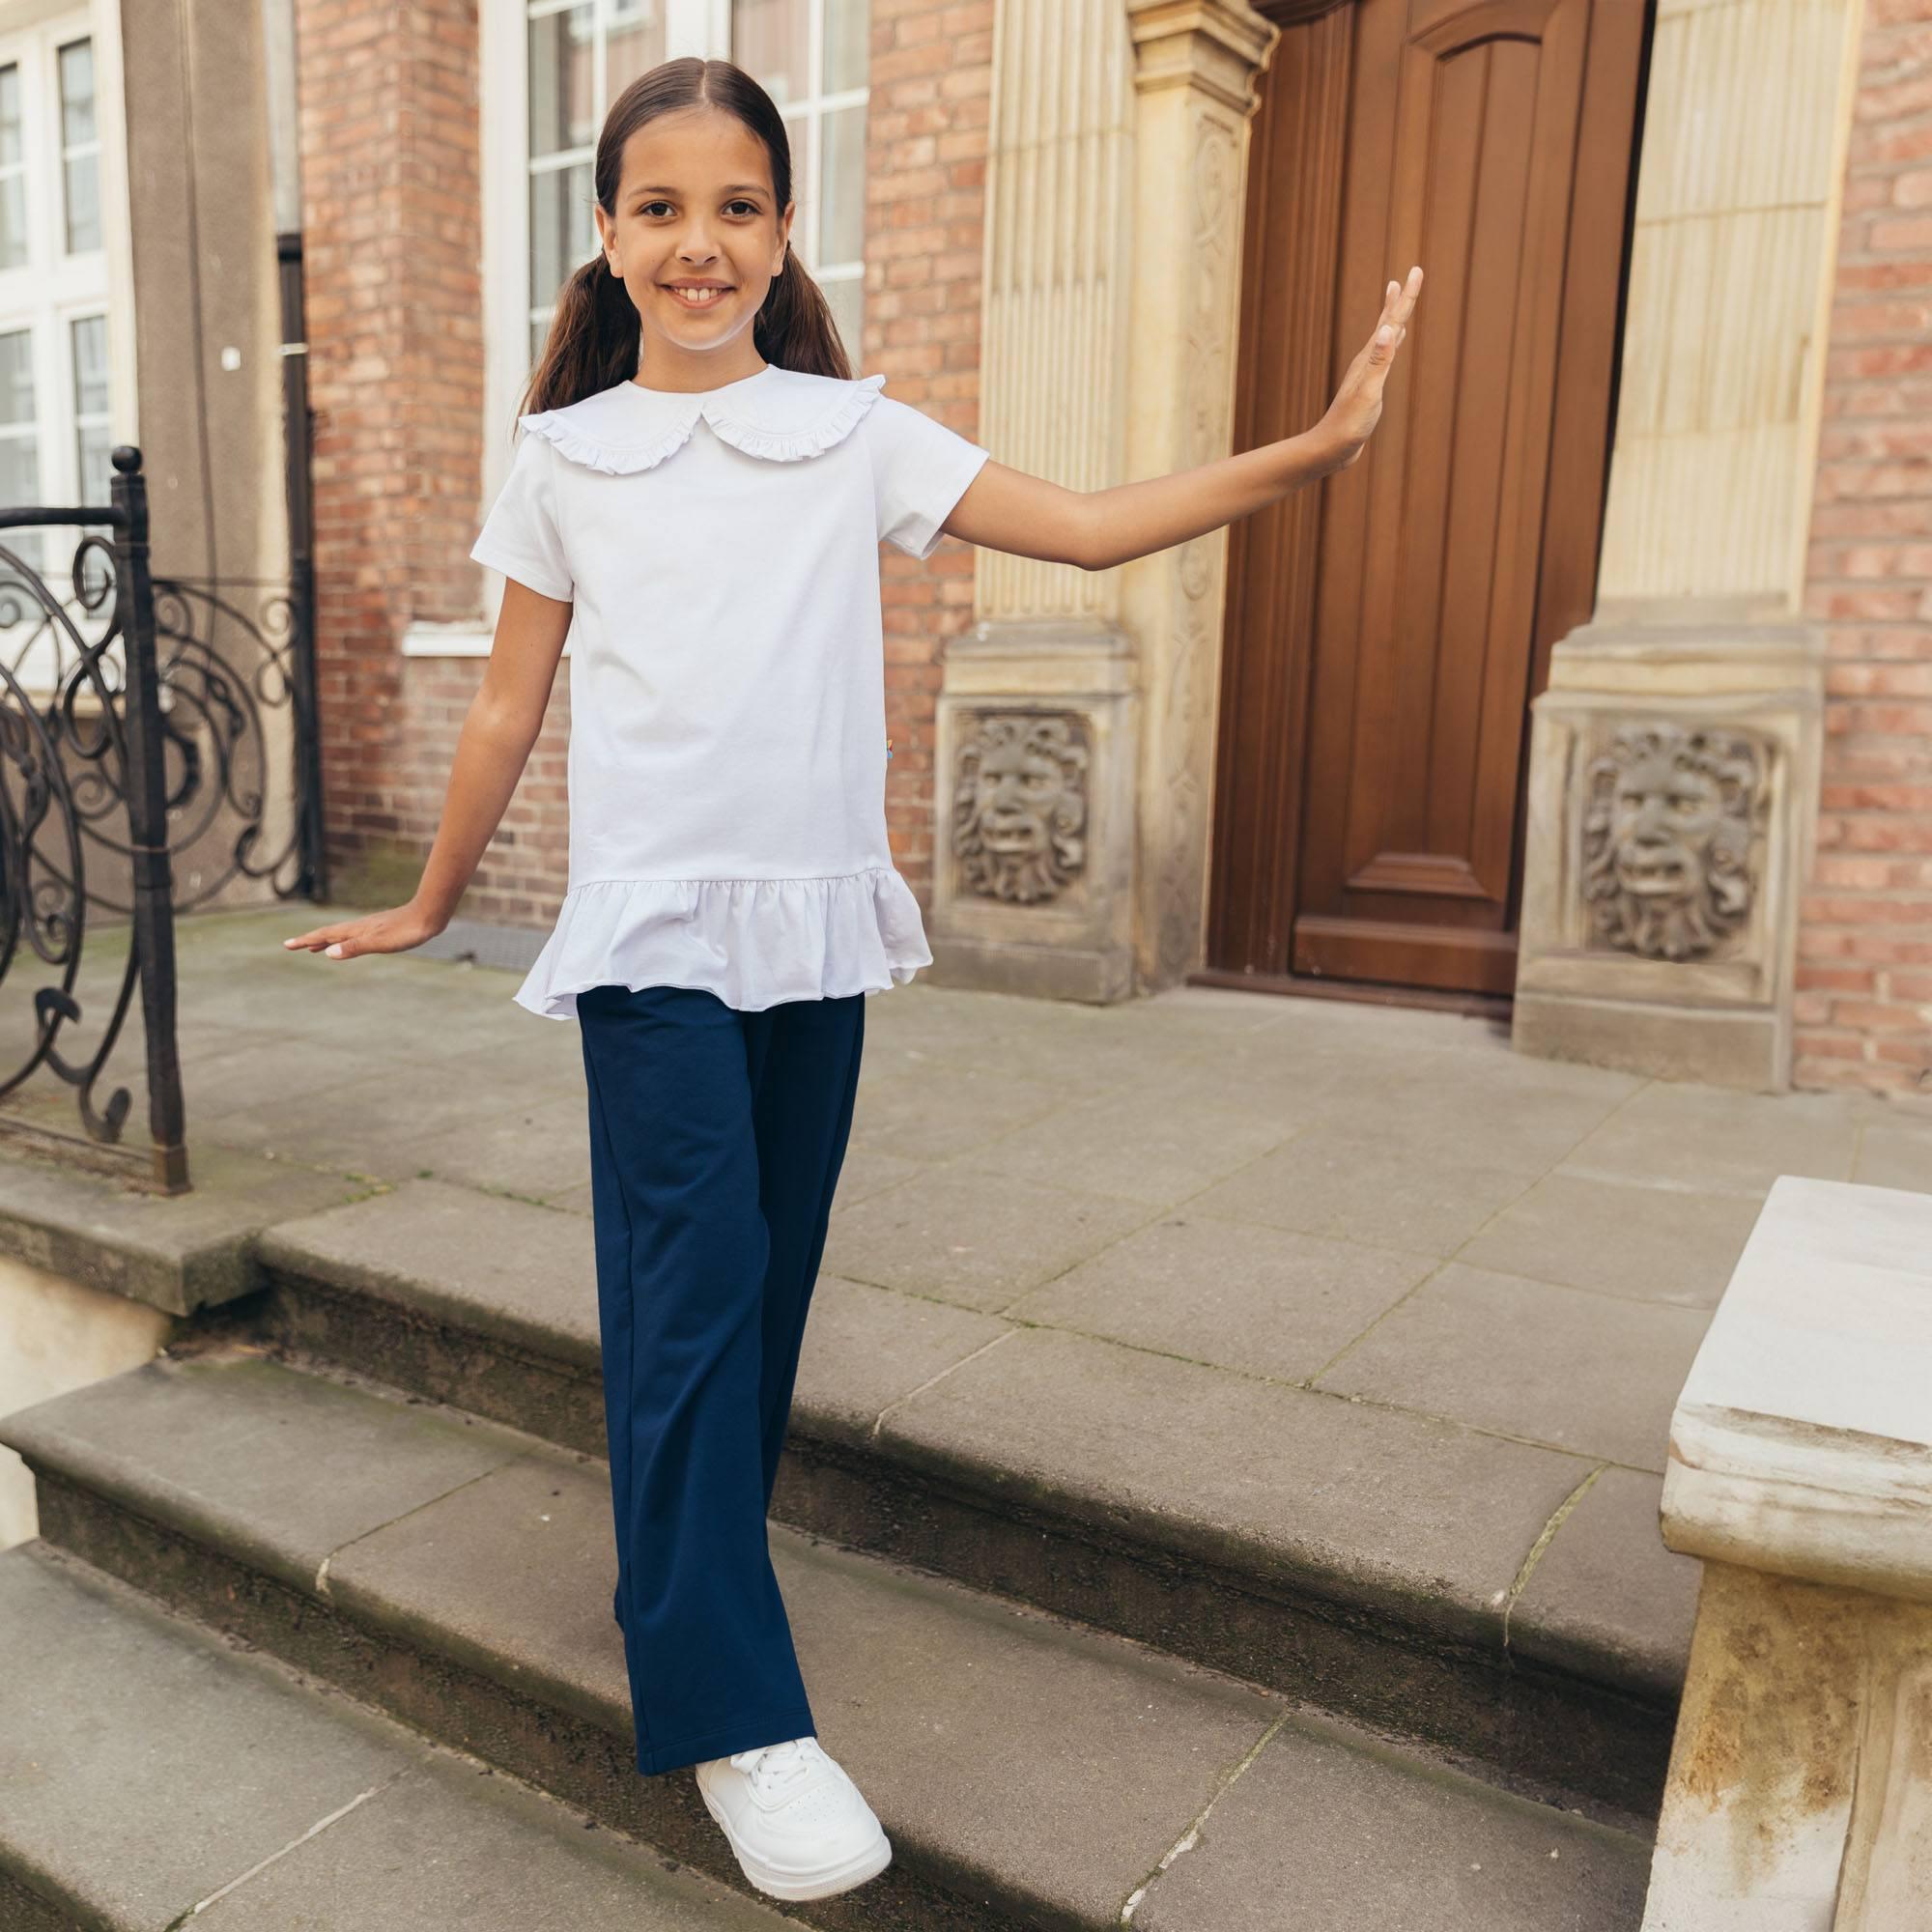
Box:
[76,0,1932,1097]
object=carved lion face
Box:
[1581,725,1762,961]
[952,713,1089,904]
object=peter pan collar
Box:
[516,363,888,474]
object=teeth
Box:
[669,287,725,305]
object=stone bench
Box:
[1642,1173,1932,1931]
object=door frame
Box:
[1198,0,1656,1013]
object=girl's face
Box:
[595,105,794,386]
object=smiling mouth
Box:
[665,286,731,307]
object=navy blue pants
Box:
[577,982,866,1776]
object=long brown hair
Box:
[516,58,851,430]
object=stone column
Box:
[1121,0,1277,992]
[1641,1175,1932,1929]
[927,0,1144,1000]
[924,0,1276,1001]
[1513,0,1867,1090]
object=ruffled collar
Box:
[517,363,888,474]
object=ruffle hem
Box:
[513,864,933,1018]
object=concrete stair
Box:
[249,1179,1684,1824]
[2,1346,1653,1931]
[0,1541,790,1932]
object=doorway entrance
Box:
[1205,0,1652,1000]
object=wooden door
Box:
[1206,0,1651,999]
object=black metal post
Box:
[111,446,190,1193]
[279,228,328,900]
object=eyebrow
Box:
[630,184,768,196]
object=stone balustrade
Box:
[1643,1174,1932,1930]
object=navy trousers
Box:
[577,982,866,1776]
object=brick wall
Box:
[866,0,992,902]
[294,0,499,907]
[1795,0,1932,1096]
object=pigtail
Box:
[512,56,857,436]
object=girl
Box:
[283,54,1419,1907]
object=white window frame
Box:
[427,0,865,658]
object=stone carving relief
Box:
[952,711,1091,904]
[1580,723,1767,961]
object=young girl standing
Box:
[284,53,1418,1907]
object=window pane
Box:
[528,5,596,159]
[0,330,35,428]
[605,0,666,103]
[0,175,23,272]
[76,422,110,506]
[59,39,95,147]
[0,65,20,168]
[822,275,862,368]
[530,160,596,303]
[732,0,808,107]
[823,0,869,96]
[820,103,866,264]
[65,154,99,253]
[71,314,106,413]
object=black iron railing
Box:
[0,446,325,1194]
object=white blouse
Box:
[469,361,991,1019]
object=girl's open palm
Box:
[1321,266,1422,470]
[282,903,442,961]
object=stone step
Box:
[249,1178,1691,1821]
[0,1542,790,1932]
[1,1348,1654,1932]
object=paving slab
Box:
[1002,1212,1433,1381]
[844,1059,1073,1162]
[1853,1120,1932,1191]
[1187,1130,1538,1258]
[791,1272,1014,1446]
[1509,1466,1702,1703]
[0,1546,784,1932]
[259,1179,602,1365]
[1459,1172,1764,1308]
[821,1162,1154,1312]
[952,1081,1305,1208]
[0,1352,526,1592]
[1316,1264,1711,1473]
[874,1323,1593,1645]
[1133,1706,1649,1932]
[1558,1081,1862,1197]
[0,1141,373,1316]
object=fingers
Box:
[281,925,359,958]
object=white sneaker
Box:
[693,1734,892,1901]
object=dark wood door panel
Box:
[1208,0,1650,998]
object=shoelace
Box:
[728,1736,821,1800]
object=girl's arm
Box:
[944,267,1421,573]
[281,578,574,960]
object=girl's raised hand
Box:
[1319,266,1422,471]
[281,902,443,961]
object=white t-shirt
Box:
[468,361,990,1019]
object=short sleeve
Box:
[469,429,575,602]
[863,394,991,560]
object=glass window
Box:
[0,66,26,272]
[730,0,869,362]
[71,313,109,505]
[0,329,42,573]
[58,38,99,255]
[526,0,667,355]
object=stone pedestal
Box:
[1512,615,1825,1093]
[1641,1176,1932,1930]
[926,620,1139,1001]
